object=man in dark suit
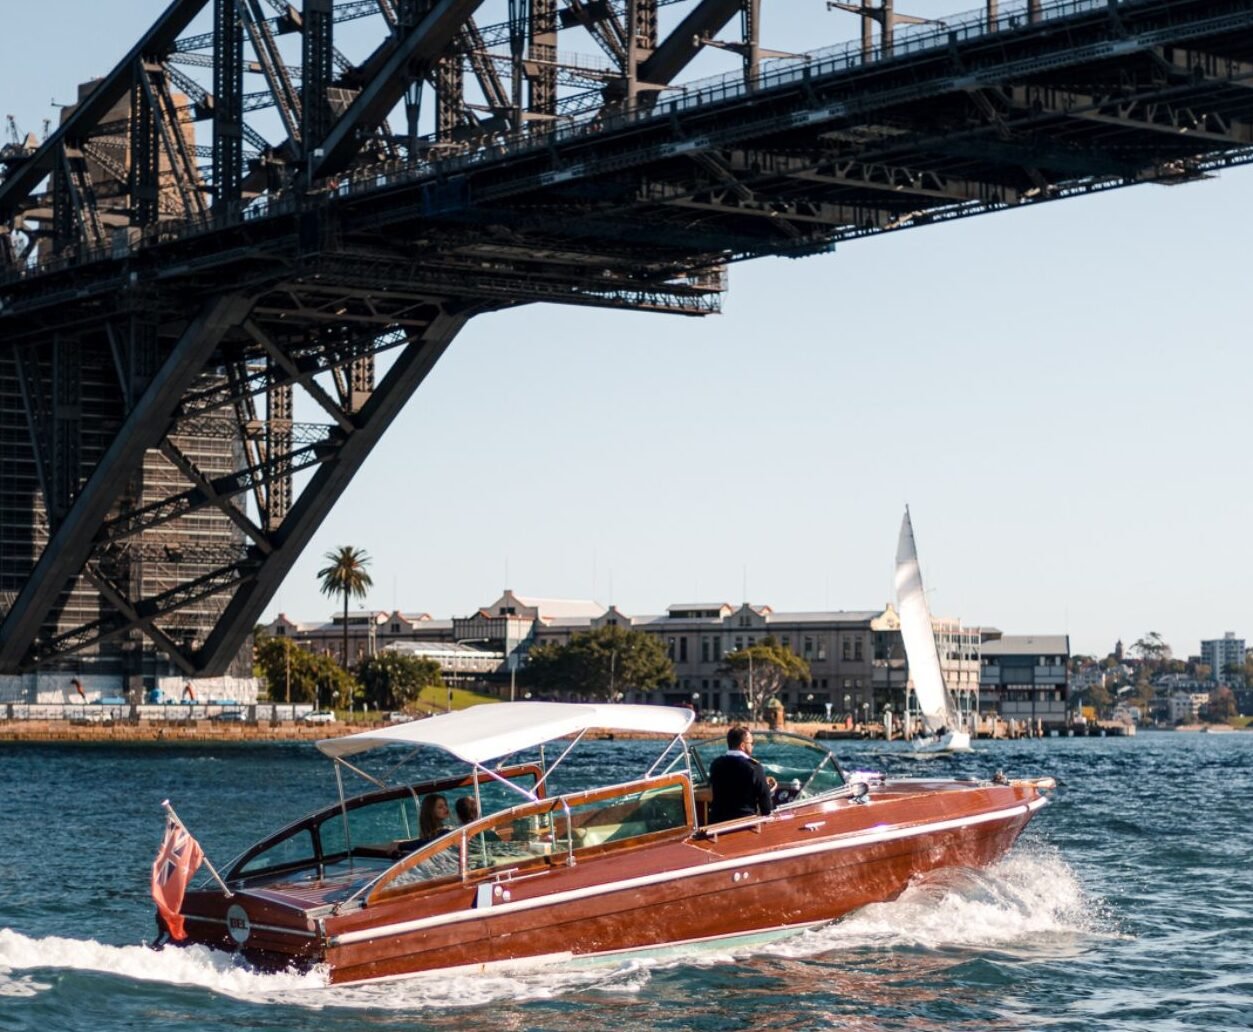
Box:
[708,726,774,823]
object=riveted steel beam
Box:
[0,292,253,672]
[313,0,487,177]
[196,306,473,672]
[0,0,209,221]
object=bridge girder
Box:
[4,0,1253,674]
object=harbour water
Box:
[0,732,1249,1031]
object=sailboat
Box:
[894,508,973,754]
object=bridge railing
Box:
[0,0,1133,288]
[331,0,1111,193]
[587,0,1108,127]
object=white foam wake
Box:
[0,928,323,1001]
[0,926,645,1010]
[763,843,1116,960]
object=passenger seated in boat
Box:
[708,726,774,824]
[418,794,451,844]
[388,793,452,856]
[455,796,478,824]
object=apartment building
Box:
[1201,632,1246,684]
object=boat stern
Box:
[175,886,328,971]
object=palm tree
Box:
[317,546,374,671]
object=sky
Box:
[2,1,1250,660]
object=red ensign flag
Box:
[150,814,204,940]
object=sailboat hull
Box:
[907,730,973,755]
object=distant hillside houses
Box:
[260,589,1071,727]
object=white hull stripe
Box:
[329,797,1044,948]
[337,921,826,986]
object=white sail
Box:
[894,508,960,736]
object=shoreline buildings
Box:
[264,589,1054,727]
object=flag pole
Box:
[161,799,234,898]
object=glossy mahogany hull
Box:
[180,779,1046,984]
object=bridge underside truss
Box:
[0,0,1251,675]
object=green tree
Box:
[356,652,444,711]
[721,636,811,719]
[523,625,674,700]
[1206,685,1237,722]
[1130,632,1171,676]
[254,636,358,707]
[317,546,374,670]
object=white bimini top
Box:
[316,701,694,766]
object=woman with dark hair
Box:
[419,794,451,841]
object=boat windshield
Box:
[689,732,846,801]
[226,765,540,885]
[370,772,692,900]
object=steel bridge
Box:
[1,0,1251,680]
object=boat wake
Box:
[0,928,322,1002]
[767,842,1117,958]
[0,845,1112,1012]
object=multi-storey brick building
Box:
[262,589,984,721]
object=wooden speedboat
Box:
[170,702,1053,983]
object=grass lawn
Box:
[408,683,500,715]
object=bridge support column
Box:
[213,0,246,214]
[0,293,254,672]
[196,307,475,673]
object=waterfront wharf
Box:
[0,716,1086,745]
